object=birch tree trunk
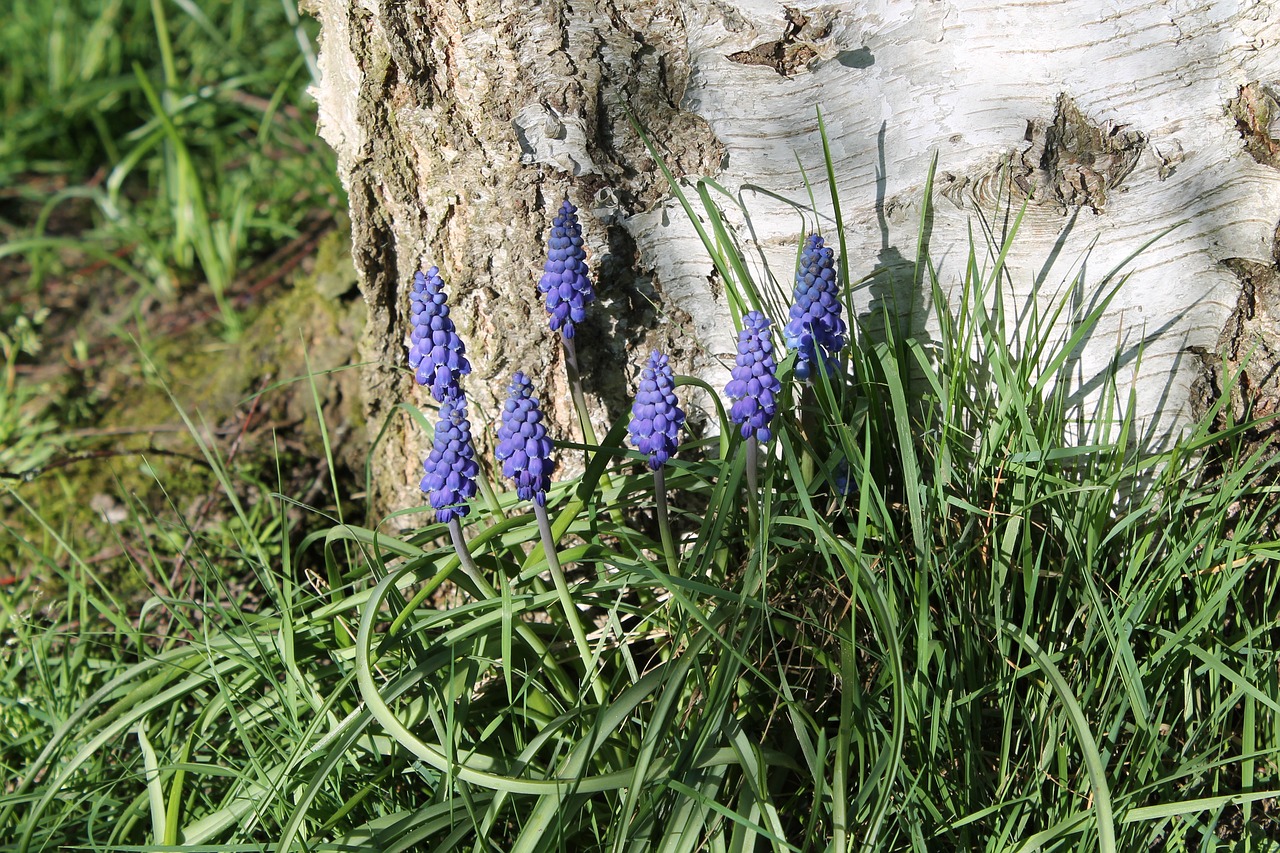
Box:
[303,0,1280,514]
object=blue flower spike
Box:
[494,371,602,697]
[726,311,781,443]
[538,200,596,340]
[419,387,480,524]
[628,351,685,579]
[542,200,606,479]
[783,234,847,381]
[408,266,471,402]
[629,351,686,471]
[495,372,556,506]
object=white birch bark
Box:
[305,0,1280,512]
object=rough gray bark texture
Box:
[304,0,1280,516]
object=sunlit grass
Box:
[4,160,1277,849]
[2,7,1277,848]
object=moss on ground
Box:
[1,228,366,605]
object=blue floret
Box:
[725,311,781,442]
[494,372,556,505]
[783,234,846,381]
[420,387,480,523]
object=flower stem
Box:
[563,336,624,524]
[447,517,492,595]
[799,380,817,486]
[654,467,680,579]
[745,437,760,536]
[562,338,603,454]
[533,501,607,704]
[446,515,578,702]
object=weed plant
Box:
[4,151,1280,851]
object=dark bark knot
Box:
[940,93,1146,214]
[1228,81,1280,170]
[726,7,830,77]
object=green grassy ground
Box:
[3,2,1279,852]
[0,0,352,597]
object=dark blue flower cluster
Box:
[406,202,857,526]
[420,390,480,522]
[783,234,846,381]
[629,351,685,470]
[409,266,471,402]
[538,200,596,340]
[495,372,556,505]
[725,311,781,442]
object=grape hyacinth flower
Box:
[725,311,781,443]
[538,200,595,341]
[783,234,847,381]
[408,266,471,402]
[628,351,685,578]
[494,372,602,696]
[540,200,609,491]
[629,351,686,471]
[419,388,479,523]
[495,372,556,506]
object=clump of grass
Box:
[3,146,1278,851]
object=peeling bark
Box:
[942,95,1147,213]
[725,7,827,76]
[306,0,1280,515]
